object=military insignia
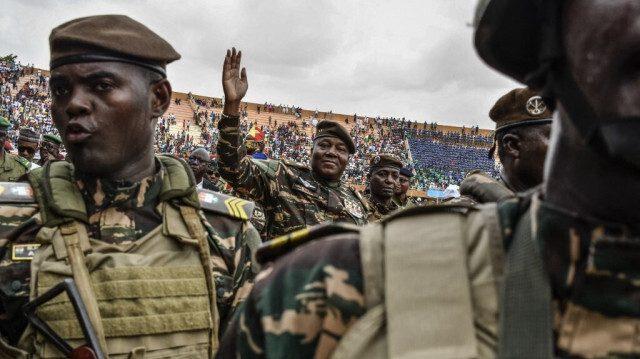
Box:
[344,198,364,219]
[373,155,380,164]
[12,244,40,261]
[199,191,219,205]
[224,197,250,220]
[297,177,317,191]
[526,96,546,116]
[10,183,33,197]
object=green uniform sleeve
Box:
[216,117,278,205]
[202,211,261,333]
[217,236,366,359]
[0,203,41,345]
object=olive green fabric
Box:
[0,151,28,182]
[330,205,503,358]
[20,156,217,359]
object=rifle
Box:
[23,278,106,359]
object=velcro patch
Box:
[12,243,40,261]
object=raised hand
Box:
[222,48,248,115]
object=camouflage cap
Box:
[314,120,355,154]
[490,87,552,132]
[0,117,10,131]
[18,128,40,143]
[369,154,402,171]
[42,133,63,145]
[49,15,181,76]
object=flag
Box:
[247,126,264,142]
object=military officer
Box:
[0,117,29,181]
[364,154,401,221]
[217,48,368,240]
[392,167,419,209]
[0,15,259,358]
[37,133,63,166]
[459,87,551,204]
[219,1,640,358]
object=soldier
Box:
[219,1,640,358]
[364,154,401,221]
[37,133,63,166]
[459,87,551,204]
[190,147,218,190]
[0,15,259,358]
[0,117,29,181]
[16,128,40,169]
[392,167,419,209]
[217,48,368,240]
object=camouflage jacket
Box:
[217,118,368,239]
[364,195,398,222]
[391,194,419,209]
[0,150,28,182]
[0,157,260,346]
[218,190,640,359]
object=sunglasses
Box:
[18,146,36,154]
[188,157,204,164]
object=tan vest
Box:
[331,204,504,359]
[17,157,218,359]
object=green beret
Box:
[490,87,553,132]
[49,15,181,76]
[43,133,63,145]
[315,120,355,154]
[0,117,11,130]
[369,154,402,171]
[18,128,40,143]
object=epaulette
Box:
[197,188,255,221]
[13,155,31,170]
[0,181,36,203]
[282,159,309,170]
[255,222,360,265]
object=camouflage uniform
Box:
[217,118,368,239]
[364,195,398,222]
[391,195,419,209]
[219,190,640,359]
[0,156,260,350]
[0,151,29,181]
[225,186,269,242]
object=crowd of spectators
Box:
[0,60,62,155]
[1,57,500,194]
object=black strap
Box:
[498,207,553,358]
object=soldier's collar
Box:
[75,160,163,208]
[311,171,342,188]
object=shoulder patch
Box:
[282,159,309,170]
[198,189,255,221]
[14,155,31,170]
[255,222,360,265]
[0,181,36,203]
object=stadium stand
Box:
[1,60,500,201]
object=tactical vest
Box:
[331,204,505,359]
[18,156,219,359]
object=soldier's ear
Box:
[150,79,172,118]
[502,133,521,159]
